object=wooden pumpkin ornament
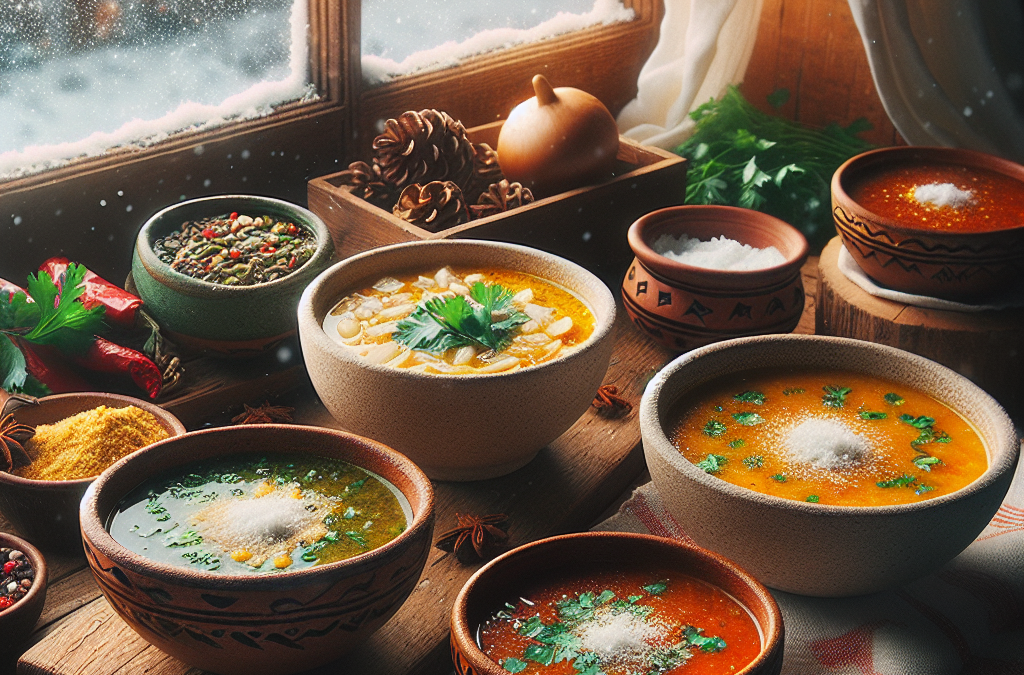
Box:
[497,75,620,198]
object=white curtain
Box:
[616,0,764,150]
[848,0,1024,162]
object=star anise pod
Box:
[470,179,534,219]
[336,159,399,209]
[435,513,509,564]
[372,109,475,191]
[0,414,35,473]
[463,142,505,204]
[393,181,470,233]
[231,401,295,425]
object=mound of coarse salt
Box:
[913,182,973,209]
[652,233,786,271]
[785,418,870,470]
[574,610,669,669]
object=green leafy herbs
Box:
[876,474,916,489]
[501,657,528,673]
[782,387,805,396]
[899,414,952,449]
[771,473,787,483]
[728,439,747,449]
[0,264,106,394]
[642,581,668,596]
[732,412,764,426]
[806,495,820,503]
[899,414,935,429]
[884,393,906,406]
[733,390,766,405]
[682,625,727,653]
[676,86,874,251]
[697,454,727,474]
[859,411,888,420]
[393,282,529,354]
[913,456,942,471]
[742,455,763,469]
[822,385,852,408]
[703,420,727,437]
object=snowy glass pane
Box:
[362,0,635,85]
[0,0,313,178]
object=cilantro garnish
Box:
[783,387,805,395]
[732,412,764,426]
[912,456,942,471]
[806,495,820,503]
[697,454,727,474]
[742,455,763,469]
[876,474,916,488]
[501,657,528,673]
[683,625,727,653]
[729,439,746,449]
[859,411,887,420]
[771,473,787,482]
[642,581,668,595]
[899,414,935,429]
[733,390,766,405]
[884,393,905,406]
[345,531,368,547]
[822,385,852,408]
[915,484,935,496]
[703,420,727,437]
[899,414,952,448]
[393,282,529,354]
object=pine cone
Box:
[393,181,470,233]
[464,142,505,204]
[336,160,398,208]
[372,110,475,191]
[470,180,535,219]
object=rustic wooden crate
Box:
[307,121,688,285]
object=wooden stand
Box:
[816,238,1024,422]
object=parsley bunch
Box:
[677,86,874,251]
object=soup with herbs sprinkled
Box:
[107,453,409,574]
[478,568,761,675]
[668,369,988,506]
[323,267,595,374]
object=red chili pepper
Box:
[202,228,217,239]
[229,212,238,220]
[229,249,241,259]
[0,597,13,610]
[287,224,297,235]
[3,561,17,575]
[69,337,162,399]
[11,338,93,394]
[38,258,143,328]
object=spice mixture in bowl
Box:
[0,532,47,657]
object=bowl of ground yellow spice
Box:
[0,392,185,552]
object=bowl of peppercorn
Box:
[0,532,47,657]
[132,195,335,355]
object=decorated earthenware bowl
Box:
[297,240,617,482]
[0,532,48,657]
[622,205,809,353]
[832,146,1024,301]
[79,424,434,675]
[450,532,784,675]
[132,195,335,355]
[641,334,1019,597]
[0,392,185,552]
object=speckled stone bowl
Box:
[0,392,186,553]
[79,424,434,675]
[832,146,1024,301]
[450,532,784,675]
[132,195,335,355]
[0,532,48,657]
[297,240,617,481]
[641,335,1019,597]
[623,206,808,353]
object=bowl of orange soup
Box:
[298,240,617,481]
[831,146,1024,301]
[451,532,784,675]
[640,334,1019,597]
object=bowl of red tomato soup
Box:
[641,334,1019,597]
[831,146,1024,301]
[451,532,783,675]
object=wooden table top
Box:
[3,259,819,675]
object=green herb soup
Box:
[107,453,410,574]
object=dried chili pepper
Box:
[12,339,93,394]
[68,337,163,399]
[38,257,143,328]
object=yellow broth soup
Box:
[323,267,595,374]
[108,453,409,574]
[668,369,987,506]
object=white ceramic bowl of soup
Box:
[640,334,1019,597]
[298,240,617,481]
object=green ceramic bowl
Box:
[132,195,334,355]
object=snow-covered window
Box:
[0,0,313,179]
[361,0,636,85]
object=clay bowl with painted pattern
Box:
[79,424,434,675]
[832,146,1024,301]
[0,392,186,553]
[297,240,617,481]
[0,532,48,657]
[623,205,808,353]
[450,531,784,675]
[641,334,1019,597]
[132,195,335,356]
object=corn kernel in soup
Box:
[668,368,987,506]
[322,267,595,374]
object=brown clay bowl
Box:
[0,532,48,657]
[641,335,1020,597]
[623,205,809,353]
[297,240,617,481]
[0,392,186,553]
[451,532,784,675]
[832,146,1024,301]
[80,424,434,675]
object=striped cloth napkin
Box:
[593,446,1024,675]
